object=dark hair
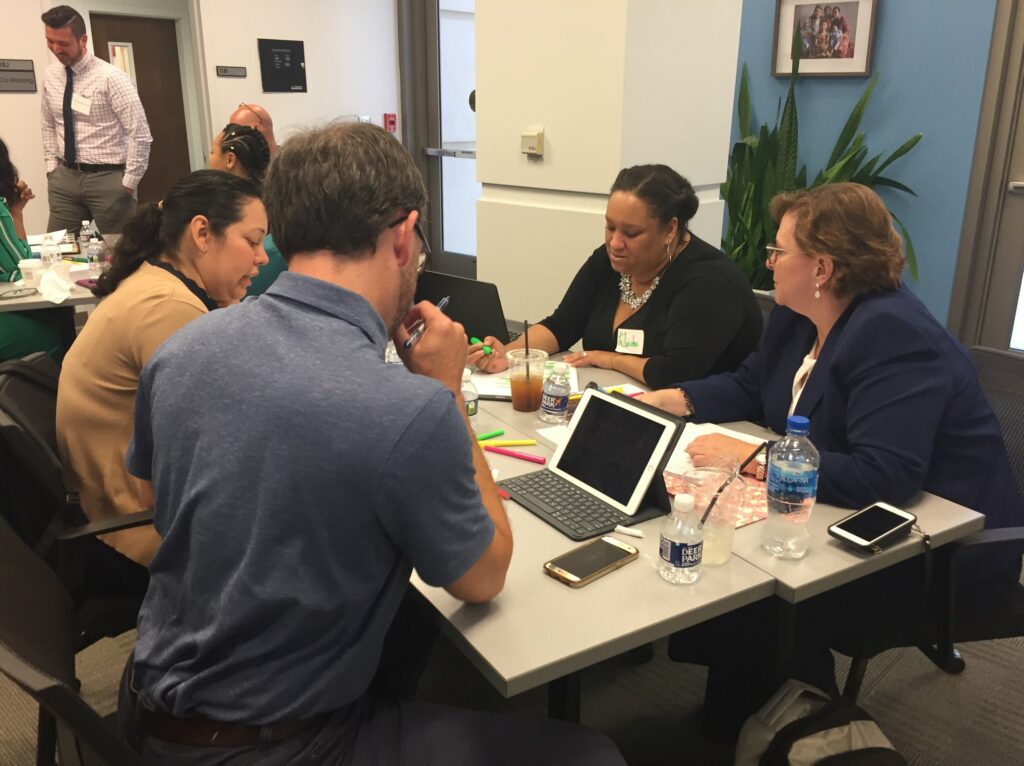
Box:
[771,183,904,299]
[264,121,426,261]
[0,137,18,209]
[218,123,270,183]
[94,170,260,297]
[610,164,699,246]
[41,5,86,38]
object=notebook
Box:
[414,271,512,345]
[498,389,685,541]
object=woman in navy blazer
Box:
[642,183,1021,529]
[642,182,1022,739]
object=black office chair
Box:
[0,353,152,764]
[835,346,1024,701]
[0,520,142,766]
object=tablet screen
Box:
[553,394,669,506]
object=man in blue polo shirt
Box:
[118,122,625,764]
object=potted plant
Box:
[721,36,922,295]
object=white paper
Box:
[71,93,92,115]
[665,422,765,475]
[38,268,73,304]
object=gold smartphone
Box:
[543,536,639,588]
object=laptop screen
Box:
[414,271,511,344]
[553,395,671,506]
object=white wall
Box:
[476,0,743,323]
[0,0,400,232]
[195,0,399,144]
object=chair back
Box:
[971,346,1024,501]
[0,353,67,549]
[0,522,141,765]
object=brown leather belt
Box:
[140,707,330,747]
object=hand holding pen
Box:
[405,295,450,348]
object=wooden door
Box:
[90,14,191,204]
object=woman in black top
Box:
[468,164,762,388]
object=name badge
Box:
[71,93,91,115]
[615,328,644,355]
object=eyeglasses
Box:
[387,214,432,273]
[237,103,262,127]
[765,244,801,268]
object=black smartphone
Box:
[827,501,916,551]
[543,536,639,587]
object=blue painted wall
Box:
[731,0,997,321]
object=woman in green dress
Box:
[0,137,66,362]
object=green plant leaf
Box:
[827,75,877,168]
[875,134,923,176]
[738,64,752,139]
[892,213,918,281]
[873,176,917,196]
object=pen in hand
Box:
[404,295,450,349]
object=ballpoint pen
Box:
[404,295,450,348]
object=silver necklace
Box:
[619,273,661,310]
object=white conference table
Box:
[0,283,98,313]
[411,365,985,720]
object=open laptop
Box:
[499,389,685,541]
[414,271,512,344]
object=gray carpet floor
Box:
[2,627,1021,765]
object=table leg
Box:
[547,671,581,722]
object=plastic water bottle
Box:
[40,234,60,267]
[87,238,103,272]
[658,493,703,584]
[538,362,571,423]
[78,219,92,256]
[763,415,820,559]
[461,368,480,431]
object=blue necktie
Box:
[63,66,76,165]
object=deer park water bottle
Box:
[762,415,820,559]
[40,233,60,267]
[658,493,703,584]
[538,362,571,423]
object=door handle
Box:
[424,146,477,159]
[1008,181,1024,194]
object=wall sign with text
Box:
[257,39,306,93]
[0,59,36,93]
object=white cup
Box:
[19,259,44,288]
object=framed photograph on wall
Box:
[772,0,879,77]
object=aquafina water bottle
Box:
[762,415,820,559]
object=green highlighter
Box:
[470,336,493,355]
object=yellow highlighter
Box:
[481,439,537,447]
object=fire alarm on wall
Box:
[384,113,397,133]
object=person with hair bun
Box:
[56,169,266,580]
[209,121,285,296]
[468,164,762,388]
[209,122,271,183]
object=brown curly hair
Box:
[771,183,904,300]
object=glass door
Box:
[399,0,480,277]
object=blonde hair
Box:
[771,183,904,299]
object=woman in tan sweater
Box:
[57,170,267,588]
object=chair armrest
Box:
[56,510,154,541]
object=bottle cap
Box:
[553,362,569,374]
[672,493,695,514]
[787,415,810,435]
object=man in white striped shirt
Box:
[41,5,152,235]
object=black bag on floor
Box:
[735,680,907,766]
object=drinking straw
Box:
[699,441,768,526]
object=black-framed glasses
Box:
[387,213,431,273]
[765,244,800,267]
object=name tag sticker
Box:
[616,328,644,355]
[71,93,91,115]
